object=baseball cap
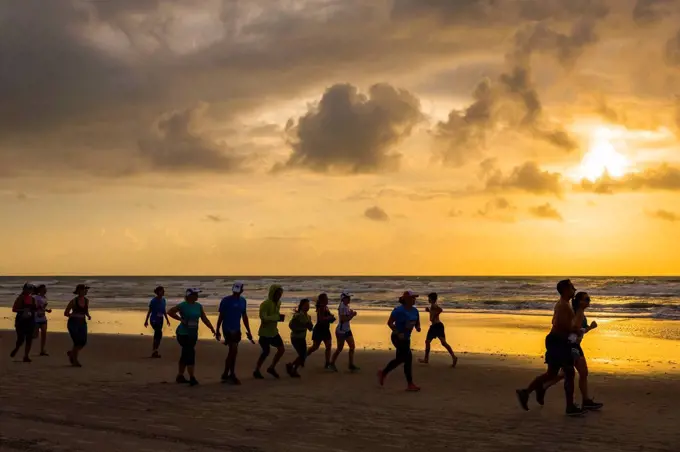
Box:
[232,282,244,293]
[402,290,419,298]
[341,290,352,299]
[22,282,35,292]
[185,288,202,297]
[73,284,90,294]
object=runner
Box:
[328,291,359,372]
[216,282,254,385]
[10,283,36,362]
[286,298,313,378]
[64,284,92,367]
[419,292,458,367]
[254,284,286,379]
[33,284,51,356]
[541,292,604,410]
[515,279,586,416]
[377,291,421,391]
[144,286,170,358]
[306,293,336,370]
[167,288,216,386]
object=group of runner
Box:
[9,278,601,415]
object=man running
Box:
[216,282,254,385]
[516,279,585,416]
[419,292,458,367]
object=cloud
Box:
[579,164,680,193]
[529,203,564,221]
[647,209,679,222]
[633,0,674,25]
[205,214,224,223]
[364,206,390,222]
[277,83,422,173]
[485,161,563,196]
[477,197,517,222]
[138,103,247,173]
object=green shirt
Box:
[258,299,281,338]
[289,312,313,339]
[175,301,202,337]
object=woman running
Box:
[167,288,216,386]
[541,292,603,410]
[33,284,51,356]
[144,286,170,358]
[64,284,91,367]
[10,283,37,362]
[286,298,313,378]
[378,291,421,391]
[306,293,336,370]
[328,291,359,372]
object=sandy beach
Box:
[1,324,679,451]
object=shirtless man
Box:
[419,293,458,367]
[516,279,585,416]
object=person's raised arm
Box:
[167,305,182,323]
[200,306,216,336]
[63,299,74,317]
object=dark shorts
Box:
[291,337,308,363]
[259,334,284,352]
[67,318,88,347]
[15,317,35,343]
[311,326,331,343]
[426,323,446,342]
[223,330,242,345]
[336,330,353,340]
[544,333,574,373]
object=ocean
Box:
[1,276,678,320]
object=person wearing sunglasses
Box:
[541,292,604,411]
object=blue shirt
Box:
[391,305,419,339]
[148,297,167,324]
[219,295,247,333]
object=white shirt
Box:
[34,295,48,323]
[336,303,352,333]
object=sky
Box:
[1,0,679,276]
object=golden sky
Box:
[1,0,679,276]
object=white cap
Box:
[341,290,352,299]
[232,282,244,293]
[185,288,202,297]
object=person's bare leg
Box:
[331,339,345,365]
[178,362,186,377]
[306,341,320,356]
[323,339,332,366]
[228,344,239,375]
[419,340,432,363]
[40,325,47,354]
[441,339,458,366]
[187,364,195,378]
[270,346,285,369]
[347,337,356,368]
[576,358,589,401]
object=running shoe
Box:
[418,358,429,364]
[451,356,459,368]
[516,389,530,411]
[583,399,604,411]
[151,351,161,359]
[349,365,360,372]
[328,364,339,372]
[253,370,264,380]
[40,351,49,357]
[221,372,230,382]
[176,375,189,384]
[285,363,295,378]
[23,356,31,363]
[229,375,242,385]
[406,383,421,392]
[189,377,199,387]
[266,367,280,379]
[566,405,587,417]
[10,349,18,358]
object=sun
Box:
[578,127,630,181]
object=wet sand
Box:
[1,329,679,452]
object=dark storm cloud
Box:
[364,206,390,222]
[529,203,564,221]
[277,83,422,174]
[485,161,564,196]
[579,164,680,193]
[138,104,247,172]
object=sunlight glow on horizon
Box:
[578,127,631,182]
